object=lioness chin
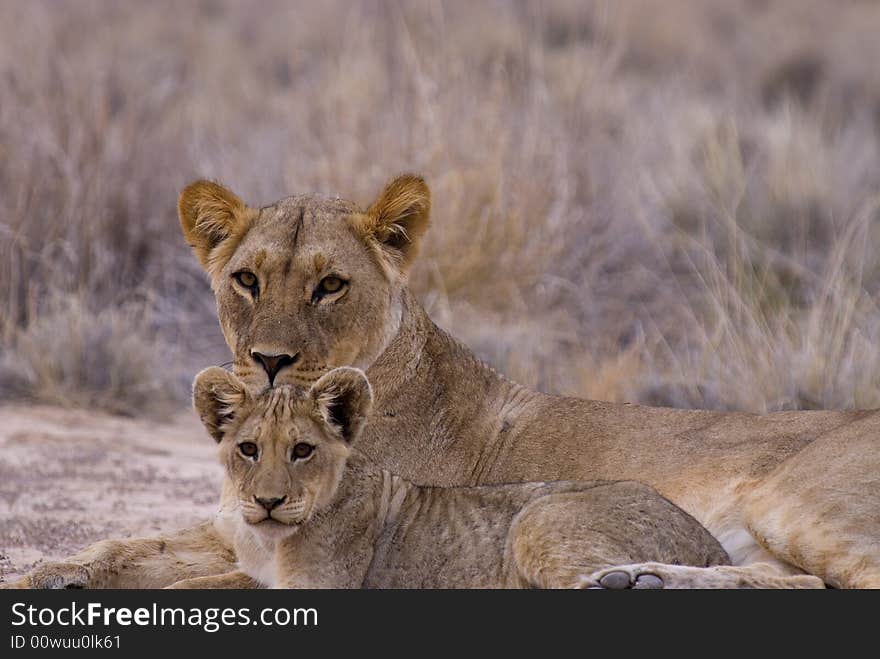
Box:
[172,366,738,589]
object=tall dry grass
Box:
[1,0,879,415]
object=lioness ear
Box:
[310,367,373,443]
[178,180,255,273]
[352,174,431,277]
[192,367,251,443]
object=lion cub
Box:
[189,366,728,589]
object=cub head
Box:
[179,175,430,389]
[193,366,373,536]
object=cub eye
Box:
[313,276,347,302]
[320,276,343,293]
[291,443,314,460]
[238,442,259,458]
[232,271,259,293]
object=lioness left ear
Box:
[178,180,256,274]
[351,174,431,278]
[192,367,251,443]
[310,367,373,443]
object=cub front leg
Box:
[277,561,366,589]
[3,521,237,589]
[165,570,261,589]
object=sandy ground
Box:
[0,404,222,584]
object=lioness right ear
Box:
[351,174,431,279]
[192,367,251,443]
[310,367,373,443]
[178,180,255,273]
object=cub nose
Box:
[255,495,287,512]
[251,352,298,385]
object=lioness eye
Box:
[233,271,259,293]
[238,442,258,458]
[292,443,314,460]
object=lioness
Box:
[172,365,736,589]
[8,174,877,588]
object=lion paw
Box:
[24,563,91,590]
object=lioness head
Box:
[179,175,430,389]
[193,366,372,536]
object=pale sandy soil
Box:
[0,404,221,584]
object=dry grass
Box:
[1,0,880,415]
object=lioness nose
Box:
[251,352,298,385]
[255,495,287,512]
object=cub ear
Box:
[352,174,431,278]
[192,367,251,443]
[178,180,254,273]
[309,367,373,443]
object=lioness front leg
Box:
[165,570,260,589]
[507,482,731,589]
[583,562,824,589]
[3,521,237,589]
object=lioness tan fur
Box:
[8,174,878,589]
[175,366,736,589]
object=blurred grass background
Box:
[1,0,880,416]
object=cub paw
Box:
[579,565,665,590]
[164,579,199,589]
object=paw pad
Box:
[597,570,664,589]
[599,571,632,589]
